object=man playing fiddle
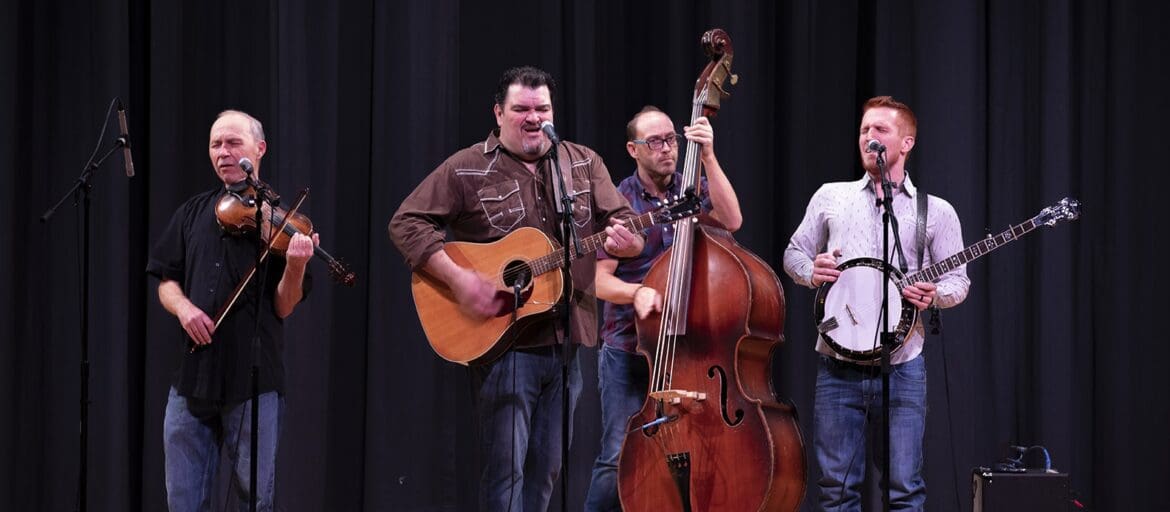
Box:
[147,110,316,511]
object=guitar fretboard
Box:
[527,210,660,276]
[902,218,1041,286]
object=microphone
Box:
[865,139,886,154]
[540,120,561,145]
[238,157,254,176]
[116,100,135,177]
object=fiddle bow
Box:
[206,180,355,335]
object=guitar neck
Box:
[526,209,659,276]
[905,217,1042,284]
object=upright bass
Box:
[617,29,806,511]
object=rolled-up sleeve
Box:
[583,155,640,255]
[588,158,636,228]
[146,204,189,283]
[389,166,458,271]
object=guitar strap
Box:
[917,188,941,334]
[550,144,584,258]
[550,144,576,214]
[916,190,927,271]
[884,183,910,274]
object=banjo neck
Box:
[899,219,1038,286]
[899,197,1080,287]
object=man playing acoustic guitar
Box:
[390,66,643,512]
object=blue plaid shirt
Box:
[598,171,711,353]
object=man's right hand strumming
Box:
[449,266,508,320]
[426,250,507,320]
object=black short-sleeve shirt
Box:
[147,187,312,404]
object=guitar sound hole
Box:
[491,260,536,316]
[502,260,534,290]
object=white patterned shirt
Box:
[783,174,970,364]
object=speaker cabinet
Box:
[971,468,1072,512]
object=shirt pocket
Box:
[570,177,593,229]
[477,180,526,234]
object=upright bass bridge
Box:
[649,389,708,405]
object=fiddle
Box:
[190,177,356,349]
[215,180,356,286]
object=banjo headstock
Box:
[1033,197,1081,227]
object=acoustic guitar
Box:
[412,192,701,365]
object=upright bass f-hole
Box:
[707,365,745,427]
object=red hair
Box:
[863,96,917,136]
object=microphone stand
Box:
[546,140,580,512]
[874,147,907,512]
[39,99,130,512]
[244,172,272,512]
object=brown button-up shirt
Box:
[390,131,637,351]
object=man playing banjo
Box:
[782,95,970,511]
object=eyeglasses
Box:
[632,133,684,151]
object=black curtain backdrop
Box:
[3,1,1167,510]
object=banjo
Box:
[814,197,1080,362]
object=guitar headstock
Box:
[1034,197,1081,227]
[652,188,702,224]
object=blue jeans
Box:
[473,344,582,512]
[163,387,284,512]
[583,345,648,512]
[814,355,927,512]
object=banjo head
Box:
[813,258,917,362]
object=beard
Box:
[648,158,676,179]
[520,138,545,156]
